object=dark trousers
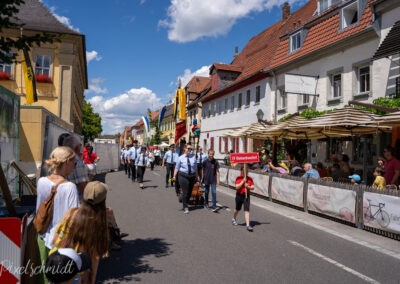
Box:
[137,166,146,183]
[175,176,180,196]
[166,163,175,185]
[155,156,161,166]
[124,162,128,174]
[150,161,155,170]
[130,161,137,181]
[178,172,196,209]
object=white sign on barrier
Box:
[308,184,356,223]
[219,167,228,184]
[363,192,400,233]
[249,172,269,197]
[271,177,304,208]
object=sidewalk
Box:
[217,184,400,260]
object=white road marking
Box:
[289,240,380,284]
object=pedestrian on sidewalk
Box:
[127,140,140,182]
[202,149,220,211]
[232,165,254,231]
[136,146,148,189]
[162,144,178,188]
[174,144,197,214]
[83,145,100,181]
[122,144,131,176]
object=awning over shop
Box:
[370,110,400,126]
[234,107,391,140]
[373,20,400,60]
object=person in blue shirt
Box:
[162,144,179,189]
[301,163,320,179]
[127,140,141,182]
[174,144,198,214]
[135,146,148,189]
[121,144,131,175]
[196,147,206,183]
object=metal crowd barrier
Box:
[219,165,400,240]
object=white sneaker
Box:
[184,208,189,214]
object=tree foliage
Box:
[148,108,162,145]
[82,99,102,143]
[0,0,58,63]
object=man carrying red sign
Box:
[230,152,258,232]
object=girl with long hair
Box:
[51,181,110,283]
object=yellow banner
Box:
[21,49,37,104]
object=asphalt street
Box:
[95,166,400,283]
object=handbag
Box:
[33,179,66,234]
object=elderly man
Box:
[302,163,320,179]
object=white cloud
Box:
[87,78,108,94]
[48,6,80,32]
[178,65,210,87]
[86,50,102,63]
[87,87,162,134]
[160,0,300,43]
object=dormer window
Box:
[341,1,358,29]
[318,0,339,14]
[290,31,302,53]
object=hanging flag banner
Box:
[21,49,38,104]
[158,105,167,128]
[174,120,187,143]
[174,88,187,120]
[142,116,150,138]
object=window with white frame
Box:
[231,95,235,111]
[341,1,358,29]
[331,73,342,98]
[278,88,287,110]
[255,86,261,103]
[290,31,302,53]
[358,65,370,94]
[238,93,242,109]
[246,90,251,106]
[318,0,340,14]
[35,55,51,76]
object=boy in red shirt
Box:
[232,165,254,231]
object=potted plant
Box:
[0,71,12,80]
[35,73,52,83]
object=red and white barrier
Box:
[0,218,21,284]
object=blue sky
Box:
[41,0,306,134]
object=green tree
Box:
[148,108,161,145]
[1,0,58,64]
[82,99,102,143]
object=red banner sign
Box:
[230,152,260,164]
[175,120,187,144]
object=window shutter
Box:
[235,138,239,153]
[210,137,214,150]
[219,137,222,153]
[224,137,228,153]
[244,137,248,152]
[232,138,235,153]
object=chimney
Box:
[234,46,239,58]
[282,2,290,21]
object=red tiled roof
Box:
[186,76,211,94]
[151,110,160,121]
[201,1,317,103]
[270,0,373,69]
[210,63,241,73]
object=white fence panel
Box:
[363,192,400,234]
[308,183,356,224]
[94,143,120,173]
[271,176,304,208]
[219,167,228,184]
[249,172,269,198]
